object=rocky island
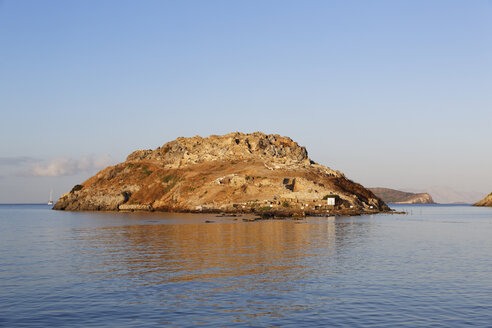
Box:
[54,132,390,217]
[474,193,492,207]
[369,187,435,204]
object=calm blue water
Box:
[0,204,491,327]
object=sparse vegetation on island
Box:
[54,132,390,216]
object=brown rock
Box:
[474,193,492,207]
[54,132,389,215]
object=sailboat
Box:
[48,190,54,206]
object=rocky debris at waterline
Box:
[54,132,390,216]
[474,193,492,207]
[369,187,435,204]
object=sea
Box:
[0,204,491,327]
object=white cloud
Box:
[24,155,114,177]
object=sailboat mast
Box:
[48,190,54,205]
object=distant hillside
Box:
[369,188,434,204]
[422,186,485,204]
[474,193,492,207]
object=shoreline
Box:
[53,207,403,218]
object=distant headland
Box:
[54,132,390,217]
[369,187,435,204]
[474,193,492,207]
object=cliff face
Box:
[474,193,492,207]
[369,188,435,204]
[54,132,389,215]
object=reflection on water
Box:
[63,217,377,326]
[1,205,491,327]
[74,218,372,285]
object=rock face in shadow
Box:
[54,132,389,215]
[369,188,435,204]
[474,193,492,207]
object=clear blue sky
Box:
[1,0,491,203]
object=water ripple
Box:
[0,205,491,327]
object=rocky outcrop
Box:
[474,193,492,207]
[125,132,312,169]
[369,188,435,204]
[54,132,389,215]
